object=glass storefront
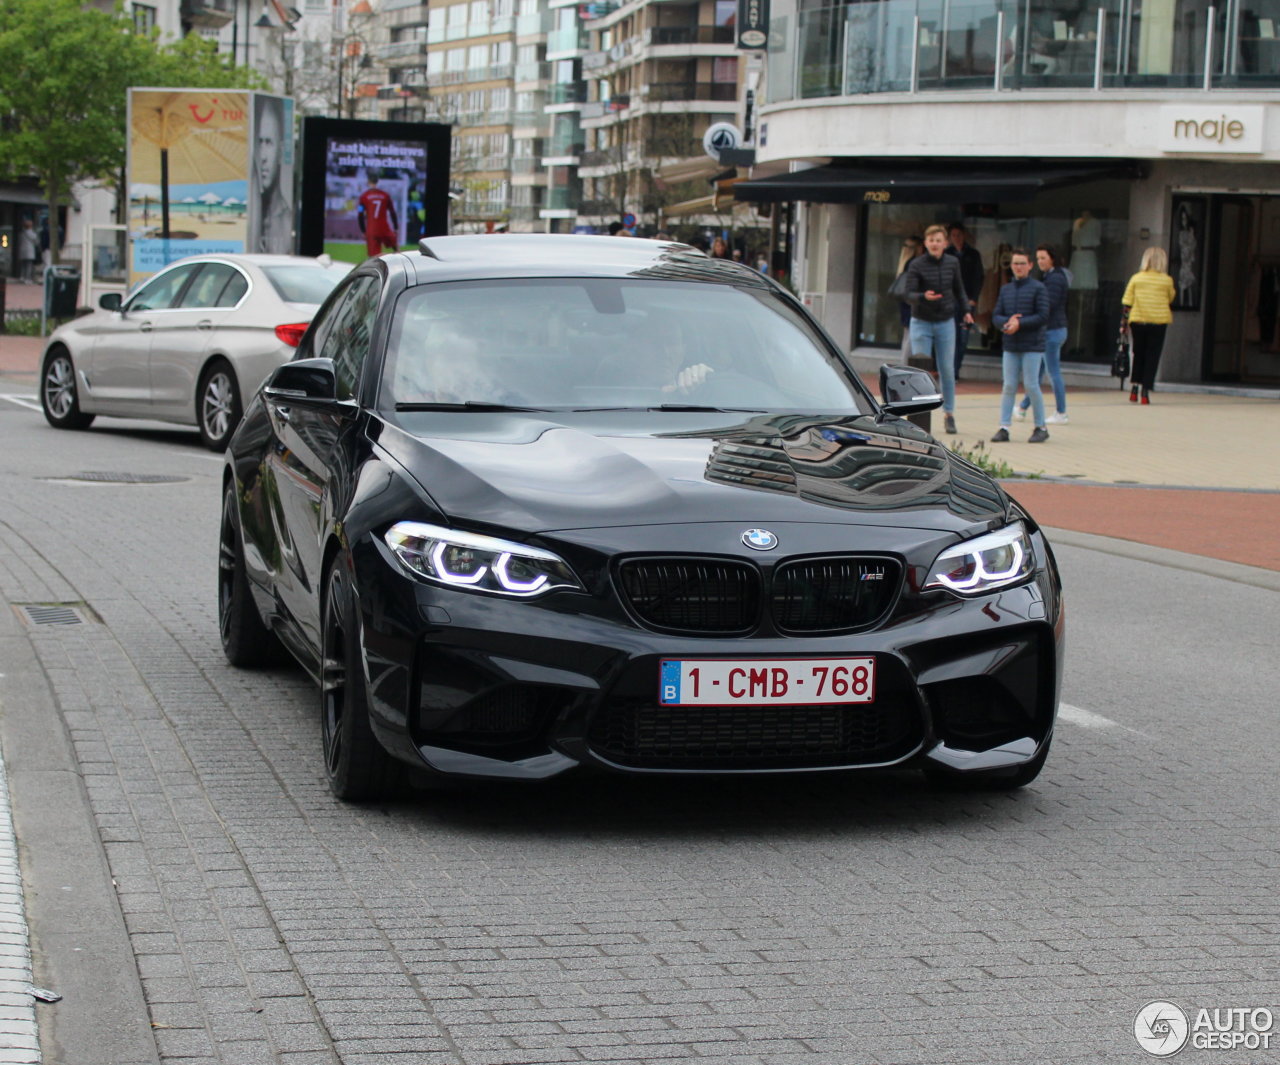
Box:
[857,178,1131,361]
[768,0,1280,101]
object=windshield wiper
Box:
[394,401,549,412]
[647,404,766,413]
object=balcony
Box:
[645,82,737,101]
[517,11,553,35]
[768,0,1280,104]
[580,1,623,20]
[378,39,429,60]
[180,0,234,28]
[577,198,615,216]
[547,27,587,53]
[646,25,736,45]
[544,186,583,210]
[548,82,588,104]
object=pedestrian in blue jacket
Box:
[1017,243,1070,423]
[990,249,1051,443]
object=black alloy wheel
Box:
[218,486,282,667]
[40,346,95,430]
[198,361,242,451]
[320,561,401,802]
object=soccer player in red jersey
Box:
[357,176,399,257]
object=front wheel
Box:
[41,347,95,430]
[218,486,284,667]
[320,561,401,802]
[198,361,242,451]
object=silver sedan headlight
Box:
[924,521,1035,596]
[384,521,583,598]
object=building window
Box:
[132,2,157,33]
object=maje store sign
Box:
[1158,105,1265,154]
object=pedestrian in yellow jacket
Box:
[1121,247,1176,404]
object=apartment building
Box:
[733,0,1280,387]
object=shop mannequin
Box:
[1069,210,1101,355]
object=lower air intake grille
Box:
[589,702,918,769]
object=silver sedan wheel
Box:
[44,354,75,419]
[201,369,235,443]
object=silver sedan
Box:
[39,254,351,450]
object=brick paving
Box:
[0,335,1278,1064]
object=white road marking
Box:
[0,394,41,413]
[1058,702,1117,728]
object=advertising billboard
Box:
[127,89,296,285]
[298,118,451,263]
[247,93,295,255]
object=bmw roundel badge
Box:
[741,528,778,551]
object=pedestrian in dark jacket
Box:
[1018,244,1070,424]
[945,223,983,379]
[905,224,972,434]
[990,249,1051,443]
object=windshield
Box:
[380,278,874,413]
[263,263,351,305]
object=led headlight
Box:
[925,521,1034,596]
[384,521,584,598]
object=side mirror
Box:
[879,364,943,415]
[263,357,344,408]
[98,292,122,312]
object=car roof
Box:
[398,234,774,288]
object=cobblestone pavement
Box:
[0,414,1278,1064]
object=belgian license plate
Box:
[659,657,876,706]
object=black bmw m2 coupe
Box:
[218,235,1063,800]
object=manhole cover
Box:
[48,471,189,485]
[13,603,96,627]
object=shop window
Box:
[856,181,1130,363]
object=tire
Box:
[922,737,1051,792]
[198,361,242,451]
[218,486,283,667]
[320,560,401,802]
[40,346,95,430]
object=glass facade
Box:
[768,0,1280,101]
[857,179,1131,361]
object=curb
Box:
[1043,525,1280,592]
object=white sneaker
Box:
[1045,412,1069,424]
[1014,407,1028,421]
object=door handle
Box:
[139,321,153,332]
[197,319,213,330]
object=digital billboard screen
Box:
[299,118,450,263]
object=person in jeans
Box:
[905,224,973,434]
[945,223,984,379]
[990,249,1051,444]
[1018,243,1070,423]
[1121,246,1176,404]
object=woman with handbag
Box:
[1120,247,1176,404]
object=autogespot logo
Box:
[741,528,778,551]
[1135,1002,1190,1056]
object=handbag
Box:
[1111,331,1131,384]
[888,270,911,301]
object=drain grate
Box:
[13,603,95,627]
[59,471,189,485]
[39,471,191,487]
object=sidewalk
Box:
[3,330,1278,571]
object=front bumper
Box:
[350,527,1064,782]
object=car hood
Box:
[374,411,1012,535]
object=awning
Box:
[733,160,1144,205]
[0,182,45,206]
